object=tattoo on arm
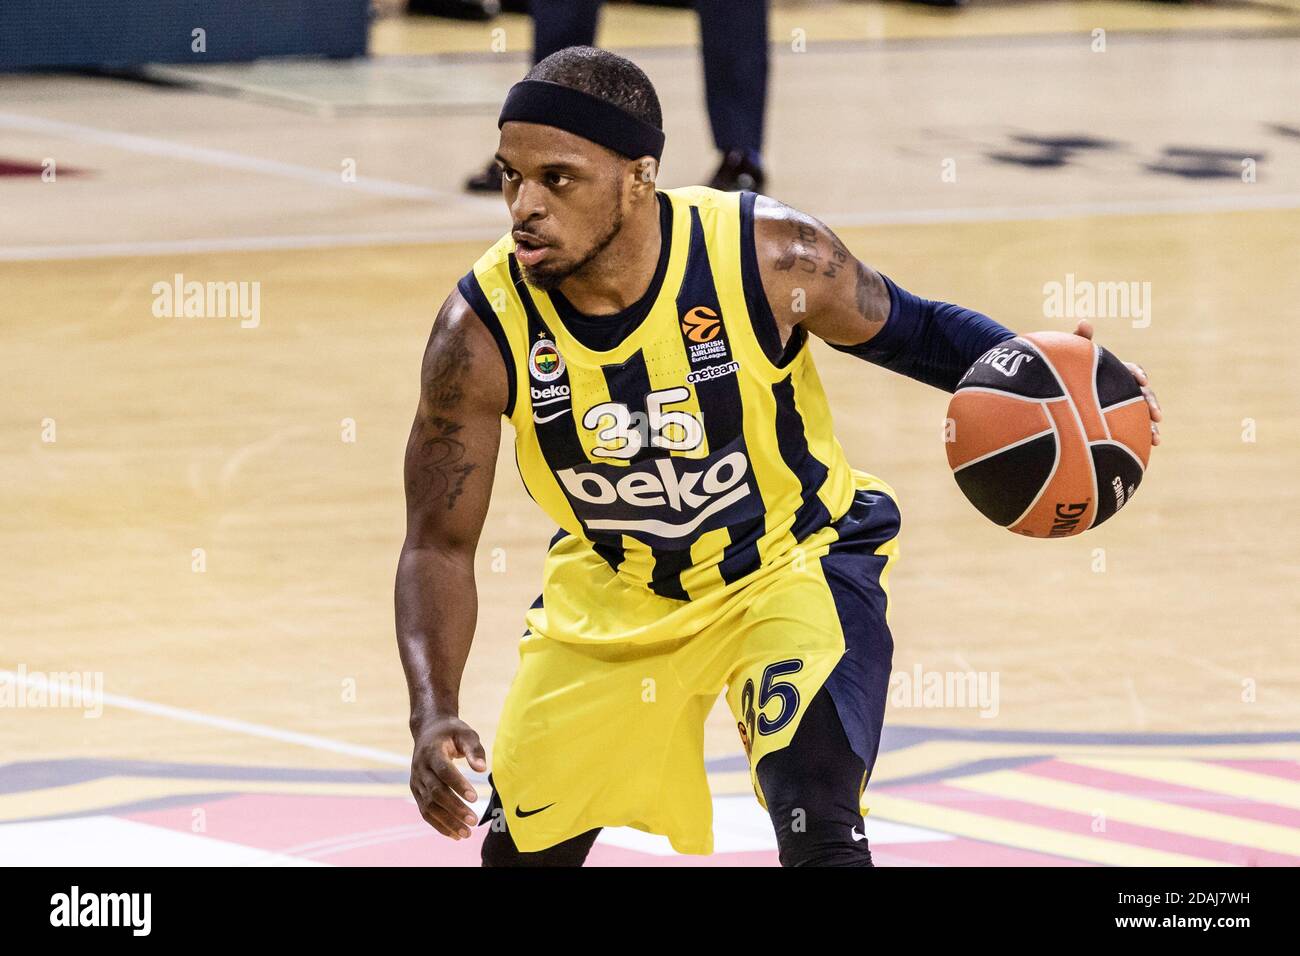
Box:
[407,320,480,512]
[856,260,884,325]
[761,200,890,344]
[774,219,852,281]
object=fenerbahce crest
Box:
[529,338,565,382]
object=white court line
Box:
[0,667,409,767]
[4,191,1299,262]
[0,110,494,207]
[825,191,1300,227]
[0,227,505,261]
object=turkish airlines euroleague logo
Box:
[681,306,721,343]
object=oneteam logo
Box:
[685,361,739,384]
[557,450,752,540]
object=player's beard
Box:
[519,201,624,293]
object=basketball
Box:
[945,333,1152,538]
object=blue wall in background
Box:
[0,0,370,71]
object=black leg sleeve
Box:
[755,686,876,867]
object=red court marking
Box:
[125,793,779,866]
[128,794,417,850]
[127,794,478,865]
[1021,759,1300,828]
[0,159,85,177]
[120,791,1060,866]
[1210,759,1300,782]
[890,782,1299,867]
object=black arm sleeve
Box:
[828,273,1016,393]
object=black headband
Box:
[498,80,665,161]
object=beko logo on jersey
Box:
[557,451,752,539]
[531,384,569,400]
[531,383,571,424]
[685,361,740,384]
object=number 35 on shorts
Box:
[732,659,803,759]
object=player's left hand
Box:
[1072,319,1162,446]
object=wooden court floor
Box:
[1,2,1297,865]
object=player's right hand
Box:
[409,714,487,840]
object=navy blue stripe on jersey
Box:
[511,255,584,469]
[677,205,763,586]
[718,518,766,584]
[738,191,806,369]
[457,271,517,417]
[590,539,626,572]
[599,352,688,599]
[646,547,691,601]
[600,352,683,598]
[737,191,782,365]
[601,351,667,465]
[738,190,804,369]
[678,206,744,437]
[772,374,833,542]
[512,254,625,572]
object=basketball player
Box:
[395,47,1162,866]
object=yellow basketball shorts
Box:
[487,474,901,855]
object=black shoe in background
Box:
[408,0,501,20]
[708,149,765,193]
[465,158,503,193]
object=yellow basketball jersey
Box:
[458,185,856,605]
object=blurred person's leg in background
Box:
[697,0,767,191]
[466,0,771,193]
[408,0,501,22]
[466,0,603,192]
[532,0,602,60]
